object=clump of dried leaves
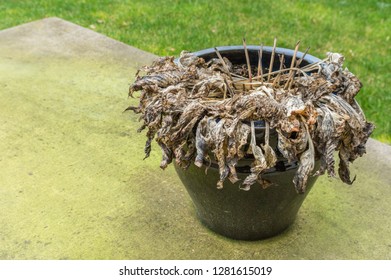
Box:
[126,41,374,193]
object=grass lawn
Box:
[1,0,390,143]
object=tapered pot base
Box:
[175,163,318,241]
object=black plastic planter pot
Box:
[174,46,321,241]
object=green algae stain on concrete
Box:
[0,19,168,258]
[0,55,142,259]
[1,18,390,260]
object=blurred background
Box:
[1,0,389,143]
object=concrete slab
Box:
[0,17,390,260]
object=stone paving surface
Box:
[0,18,390,260]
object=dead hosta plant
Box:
[126,40,374,194]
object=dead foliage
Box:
[126,42,374,193]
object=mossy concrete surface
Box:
[0,17,390,260]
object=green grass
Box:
[1,0,390,143]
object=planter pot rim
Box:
[192,45,322,65]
